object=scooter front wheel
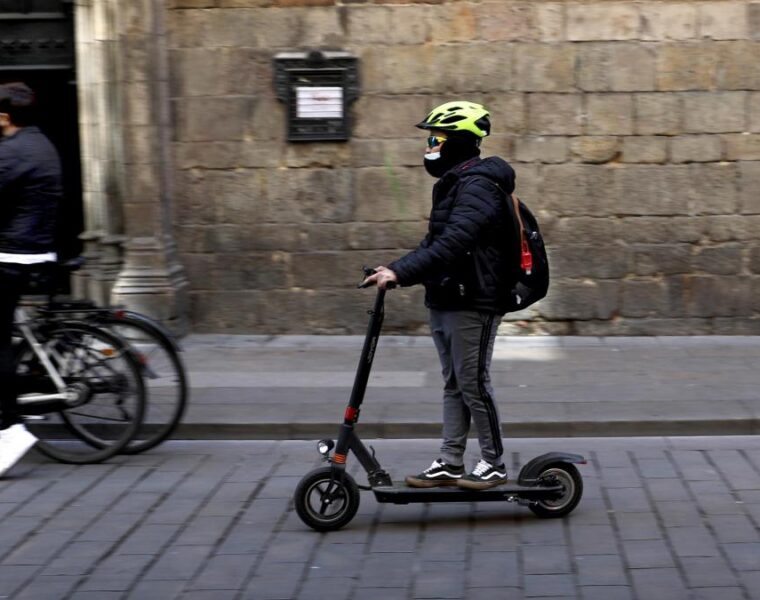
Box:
[529,463,583,519]
[294,467,360,532]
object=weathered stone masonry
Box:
[165,0,760,334]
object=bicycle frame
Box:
[13,307,84,409]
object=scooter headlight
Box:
[317,439,334,456]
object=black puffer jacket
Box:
[0,126,62,254]
[389,156,516,314]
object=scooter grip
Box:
[357,266,396,289]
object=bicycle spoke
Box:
[17,321,146,464]
[65,411,134,423]
[100,317,188,454]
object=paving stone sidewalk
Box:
[176,335,760,438]
[2,436,760,599]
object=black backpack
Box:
[477,178,549,313]
[501,194,549,313]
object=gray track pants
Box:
[429,309,503,467]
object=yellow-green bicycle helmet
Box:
[416,101,491,138]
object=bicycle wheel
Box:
[95,313,188,453]
[16,321,146,464]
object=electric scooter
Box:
[294,270,585,532]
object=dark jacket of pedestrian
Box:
[0,125,62,255]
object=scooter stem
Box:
[333,288,386,464]
[347,288,386,412]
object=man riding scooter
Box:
[295,102,581,532]
[362,101,517,490]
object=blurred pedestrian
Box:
[0,82,62,477]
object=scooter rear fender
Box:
[517,452,586,485]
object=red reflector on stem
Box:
[344,407,358,421]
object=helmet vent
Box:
[441,115,465,124]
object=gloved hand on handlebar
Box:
[360,266,398,290]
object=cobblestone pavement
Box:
[1,437,760,600]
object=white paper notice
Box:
[296,87,343,119]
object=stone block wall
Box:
[167,0,760,335]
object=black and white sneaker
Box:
[405,458,464,488]
[457,459,508,490]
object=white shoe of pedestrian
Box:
[0,424,37,478]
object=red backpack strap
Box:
[511,195,532,275]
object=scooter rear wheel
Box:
[294,467,360,532]
[529,463,583,519]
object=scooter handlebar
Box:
[357,267,396,290]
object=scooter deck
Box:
[372,482,563,504]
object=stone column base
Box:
[70,230,102,302]
[110,237,190,336]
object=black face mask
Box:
[423,135,480,178]
[423,152,448,178]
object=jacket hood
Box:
[456,155,515,190]
[436,155,516,197]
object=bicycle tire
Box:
[16,321,146,464]
[94,313,188,453]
